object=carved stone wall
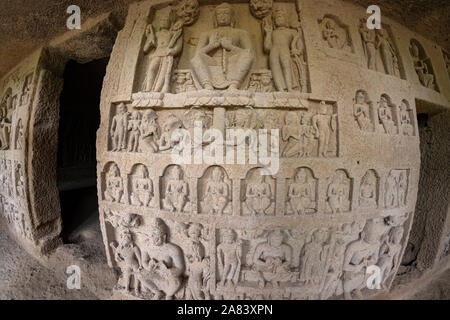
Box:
[93,0,450,300]
[0,49,63,254]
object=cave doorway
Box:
[57,58,108,243]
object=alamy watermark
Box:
[66,265,81,289]
[66,5,81,30]
[167,121,280,175]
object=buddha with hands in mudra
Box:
[191,3,255,90]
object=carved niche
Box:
[385,169,409,209]
[410,39,438,91]
[353,90,375,132]
[359,20,403,78]
[377,94,398,135]
[241,167,276,216]
[286,167,317,215]
[318,15,353,52]
[198,166,232,215]
[326,169,352,214]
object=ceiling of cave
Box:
[0,0,448,79]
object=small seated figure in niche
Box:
[173,71,197,93]
[397,171,407,206]
[139,218,185,300]
[298,112,315,157]
[281,112,301,158]
[300,229,331,285]
[158,114,185,154]
[287,169,315,215]
[376,29,398,76]
[104,164,124,203]
[127,111,141,152]
[359,171,377,208]
[110,229,142,295]
[110,103,129,152]
[399,101,414,136]
[201,167,230,215]
[252,230,296,288]
[244,173,272,216]
[139,109,161,153]
[312,101,336,158]
[343,220,380,300]
[163,166,189,213]
[410,43,435,90]
[385,172,398,208]
[130,166,154,207]
[143,8,183,93]
[263,8,306,92]
[247,73,260,92]
[377,227,403,287]
[322,20,341,49]
[378,96,396,134]
[353,90,372,131]
[260,72,275,92]
[327,171,350,214]
[217,229,242,287]
[190,3,255,90]
[185,241,211,300]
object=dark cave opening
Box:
[57,58,108,243]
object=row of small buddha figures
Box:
[103,163,408,216]
[106,212,408,300]
[353,90,416,136]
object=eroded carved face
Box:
[268,231,283,247]
[356,91,366,104]
[295,170,307,183]
[215,7,232,27]
[273,10,288,28]
[150,228,166,246]
[212,167,224,182]
[249,0,273,19]
[222,229,235,243]
[176,0,199,26]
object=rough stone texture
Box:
[0,14,121,256]
[0,0,449,301]
[92,0,450,300]
[402,111,450,270]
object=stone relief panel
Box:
[102,162,125,204]
[97,0,422,301]
[129,164,156,208]
[385,169,409,209]
[241,167,276,216]
[132,0,310,99]
[353,90,375,132]
[359,21,403,78]
[326,169,352,214]
[410,39,438,91]
[318,15,353,52]
[286,167,317,215]
[0,68,34,243]
[198,166,232,215]
[161,165,191,213]
[398,99,415,136]
[377,94,398,135]
[358,169,379,209]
